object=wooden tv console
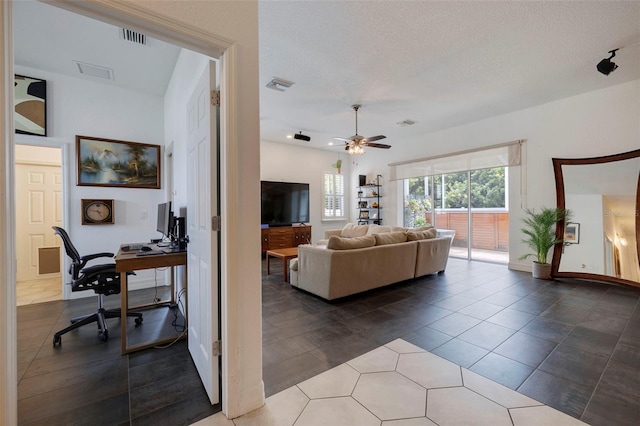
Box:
[261,225,312,253]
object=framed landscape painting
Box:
[76,135,161,189]
[15,75,47,136]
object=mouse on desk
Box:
[139,246,153,252]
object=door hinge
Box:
[211,90,221,106]
[211,215,221,231]
[213,340,222,356]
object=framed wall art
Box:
[76,135,161,189]
[15,75,47,136]
[564,222,580,244]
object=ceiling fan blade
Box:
[365,142,391,149]
[333,137,351,142]
[363,135,386,142]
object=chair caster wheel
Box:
[98,330,109,342]
[53,335,61,346]
[135,317,143,326]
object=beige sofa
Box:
[289,223,453,300]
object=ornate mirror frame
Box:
[552,149,640,288]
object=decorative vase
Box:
[531,262,552,280]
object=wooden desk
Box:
[265,247,299,283]
[115,244,187,354]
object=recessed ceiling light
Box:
[328,141,334,146]
[286,134,293,139]
[396,119,416,127]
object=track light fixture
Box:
[597,49,619,76]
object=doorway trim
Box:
[13,141,69,299]
[1,1,263,423]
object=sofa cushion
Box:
[374,231,408,246]
[290,258,299,271]
[341,223,369,238]
[406,228,437,241]
[327,235,376,250]
[366,224,392,235]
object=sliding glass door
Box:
[403,167,508,263]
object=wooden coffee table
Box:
[265,247,299,282]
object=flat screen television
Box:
[261,181,310,227]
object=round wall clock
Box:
[81,199,114,225]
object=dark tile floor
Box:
[17,287,219,426]
[262,257,640,425]
[18,258,640,425]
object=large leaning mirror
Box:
[552,149,640,288]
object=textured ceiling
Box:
[12,0,640,154]
[258,0,640,151]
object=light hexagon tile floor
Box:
[193,339,589,426]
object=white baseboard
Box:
[508,261,531,273]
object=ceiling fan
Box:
[334,104,391,154]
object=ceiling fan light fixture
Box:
[348,144,365,155]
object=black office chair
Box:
[52,226,142,345]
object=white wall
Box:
[261,140,351,241]
[560,194,605,274]
[353,79,640,270]
[14,65,168,290]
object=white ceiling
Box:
[13,0,640,153]
[13,0,181,96]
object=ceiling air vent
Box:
[396,119,416,127]
[121,28,147,45]
[74,61,114,81]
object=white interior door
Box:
[15,160,63,282]
[186,61,219,404]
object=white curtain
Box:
[389,140,524,181]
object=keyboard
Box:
[122,243,144,252]
[135,250,165,257]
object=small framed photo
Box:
[564,223,580,244]
[359,210,369,219]
[358,201,368,209]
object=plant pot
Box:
[531,261,552,280]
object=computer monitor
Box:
[156,201,174,241]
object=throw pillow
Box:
[341,223,369,238]
[327,235,376,250]
[406,228,437,241]
[374,231,408,246]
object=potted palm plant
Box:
[518,207,571,279]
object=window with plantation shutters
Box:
[323,172,345,220]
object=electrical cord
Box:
[153,328,188,349]
[172,288,187,332]
[152,267,170,303]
